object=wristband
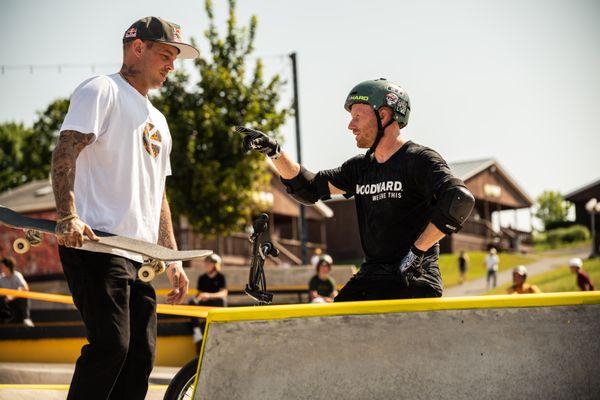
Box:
[57,214,78,223]
[410,245,426,257]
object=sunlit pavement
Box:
[0,363,179,400]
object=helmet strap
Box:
[366,108,395,158]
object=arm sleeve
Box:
[60,76,114,142]
[16,272,27,289]
[318,155,364,198]
[413,148,456,201]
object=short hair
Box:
[316,260,332,273]
[1,257,16,273]
[123,39,154,52]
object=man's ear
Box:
[379,107,394,126]
[131,39,145,58]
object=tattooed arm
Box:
[51,130,99,247]
[159,190,189,304]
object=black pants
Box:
[59,246,157,400]
[0,296,30,322]
[335,264,442,302]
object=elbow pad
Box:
[431,182,475,235]
[280,166,331,205]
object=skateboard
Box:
[0,206,212,282]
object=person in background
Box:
[569,258,595,291]
[308,254,338,303]
[458,250,469,284]
[485,248,499,289]
[0,257,34,327]
[189,253,228,353]
[507,265,541,294]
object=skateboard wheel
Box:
[154,260,166,274]
[138,265,156,282]
[13,238,30,254]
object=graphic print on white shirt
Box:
[142,122,163,158]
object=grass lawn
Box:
[338,251,540,288]
[486,258,600,295]
[438,251,539,288]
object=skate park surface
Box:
[194,292,600,400]
[1,291,599,399]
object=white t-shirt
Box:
[60,74,172,262]
[0,271,27,290]
[485,254,499,272]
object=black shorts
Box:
[334,263,442,302]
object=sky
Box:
[1,0,599,230]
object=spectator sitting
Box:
[569,258,595,291]
[507,265,541,294]
[0,257,34,327]
[188,253,227,353]
[308,255,338,303]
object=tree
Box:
[153,0,290,236]
[0,99,68,193]
[535,190,571,231]
[0,122,34,192]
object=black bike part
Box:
[253,213,269,235]
[163,357,199,400]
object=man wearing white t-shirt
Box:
[485,247,500,289]
[50,17,199,400]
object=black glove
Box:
[398,245,425,286]
[235,126,281,159]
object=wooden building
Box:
[564,178,600,256]
[325,158,533,260]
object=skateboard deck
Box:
[0,205,212,281]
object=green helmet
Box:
[344,78,411,129]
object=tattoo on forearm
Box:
[51,130,93,218]
[158,192,178,250]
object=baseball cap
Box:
[513,265,528,276]
[569,258,583,268]
[123,16,199,59]
[206,254,222,264]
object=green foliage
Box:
[153,0,289,236]
[538,225,590,248]
[0,99,68,193]
[0,122,34,192]
[535,190,571,231]
[0,99,66,193]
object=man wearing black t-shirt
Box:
[189,253,227,352]
[237,78,475,301]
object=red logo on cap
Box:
[125,27,137,38]
[173,27,182,42]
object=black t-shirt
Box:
[309,275,336,298]
[319,141,456,292]
[197,272,227,293]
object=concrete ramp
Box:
[194,292,600,400]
